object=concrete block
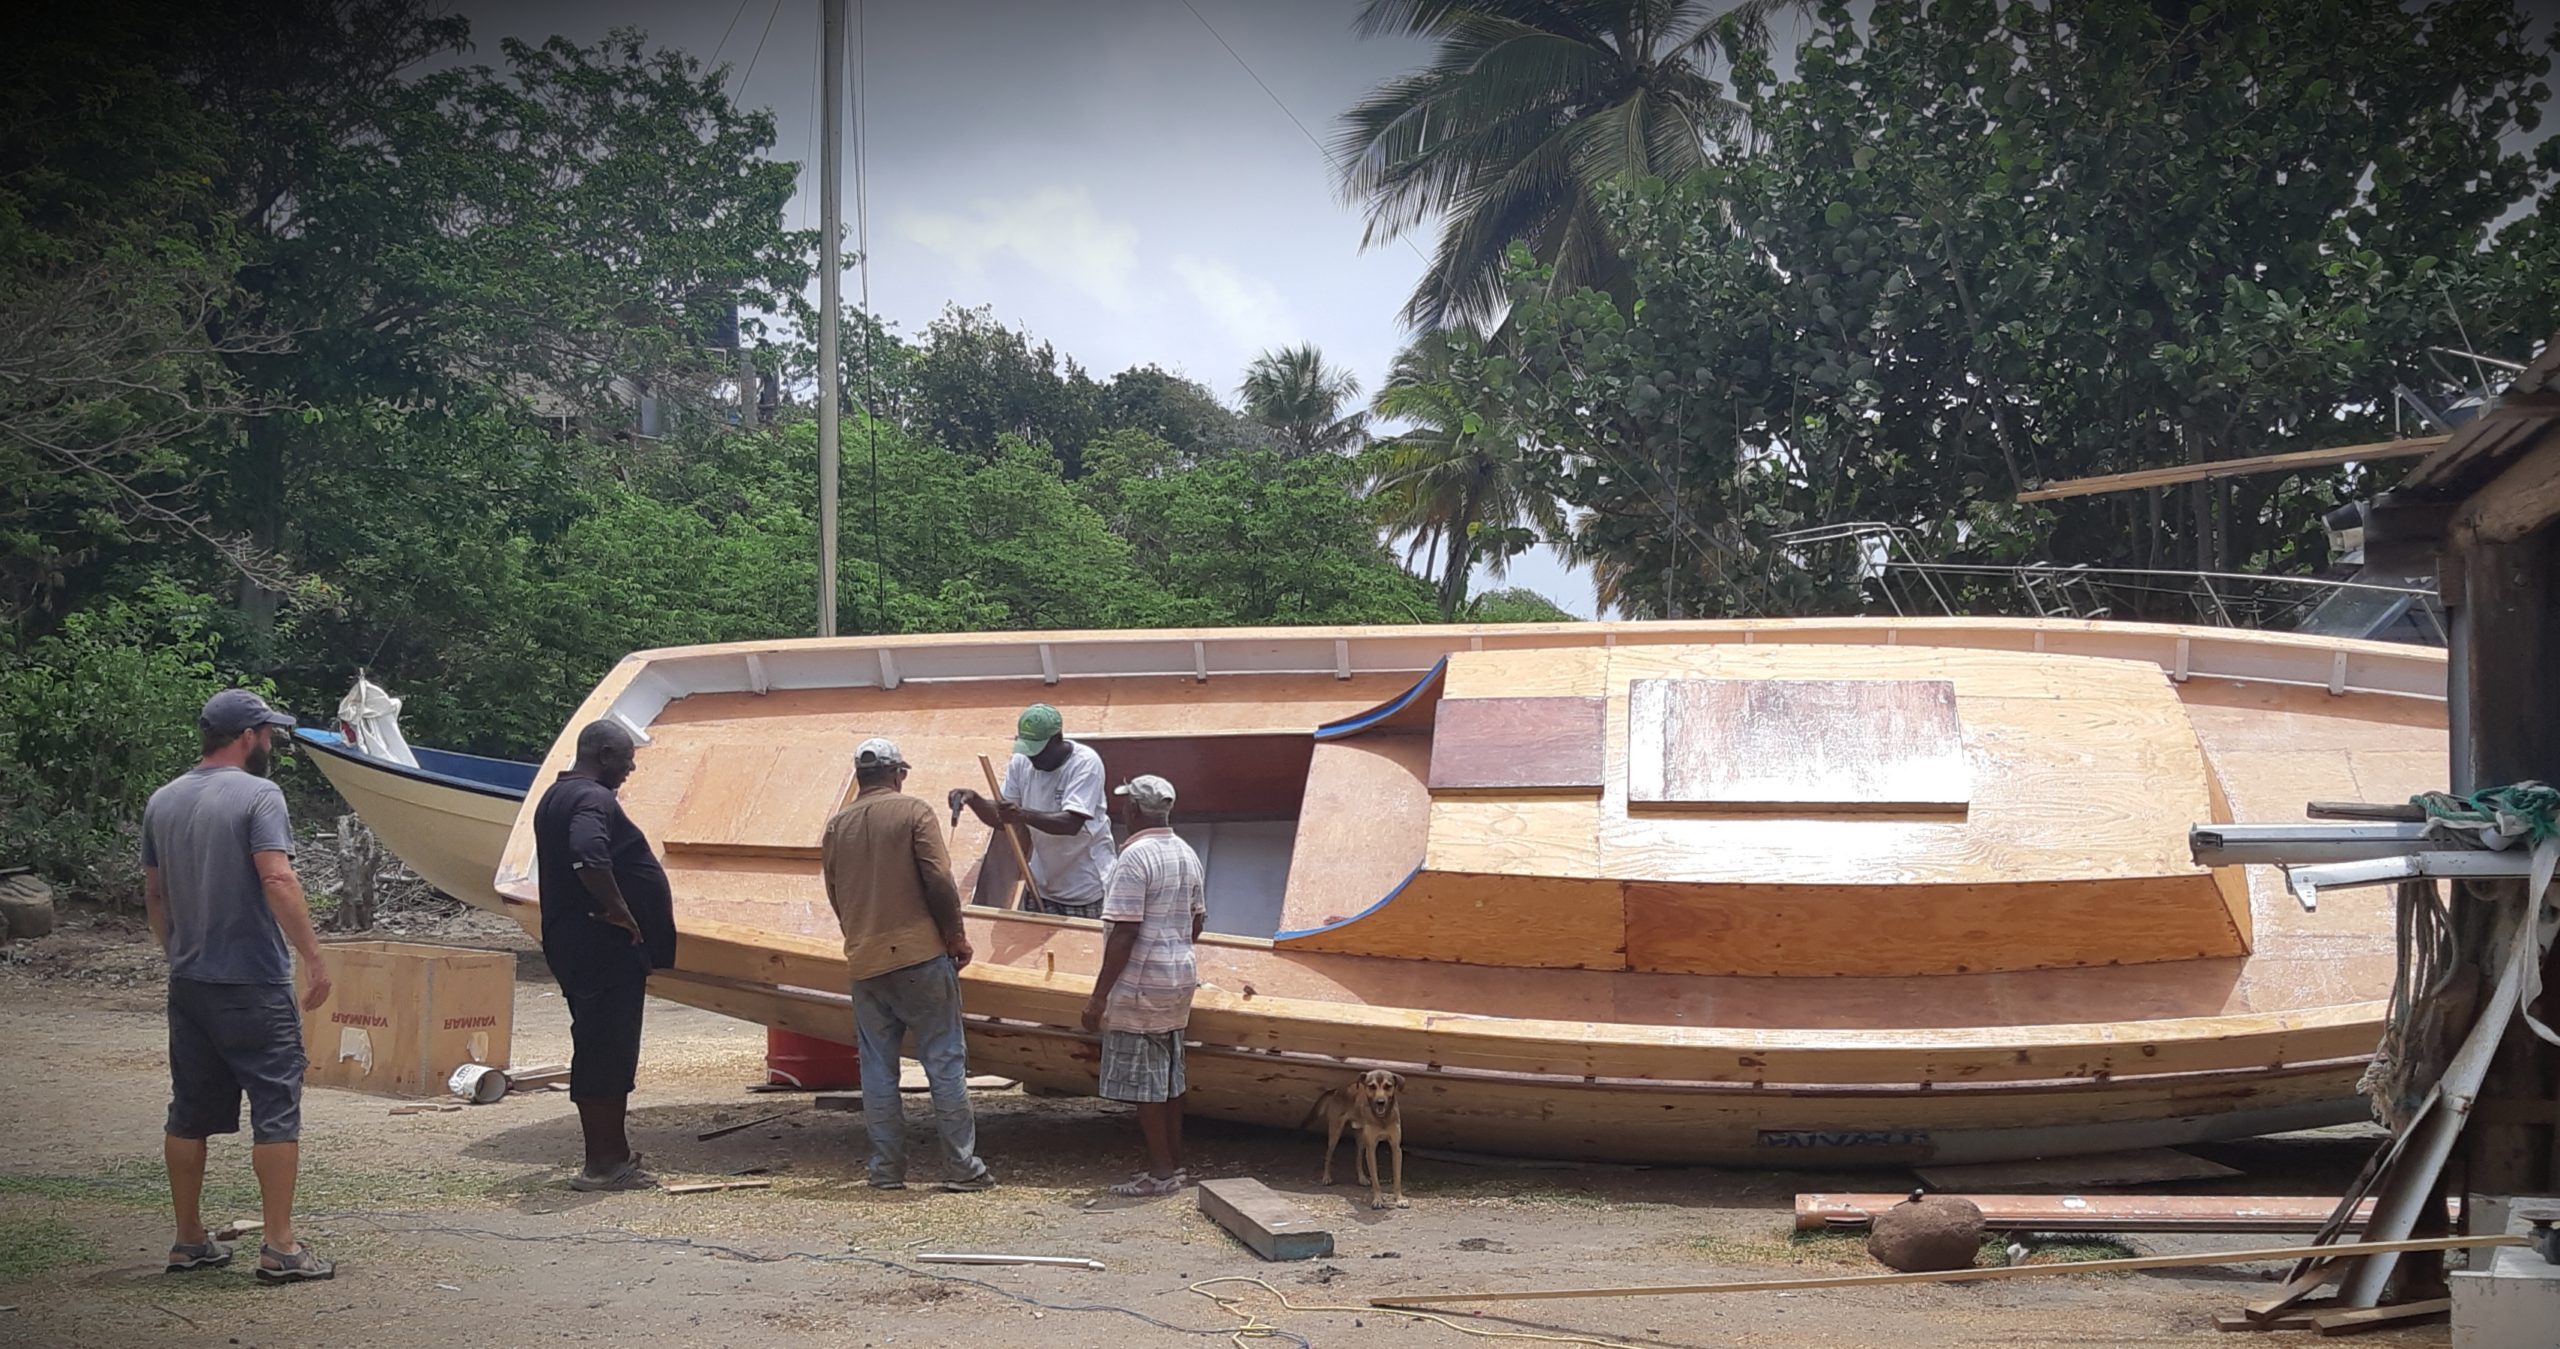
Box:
[1197,1178,1334,1262]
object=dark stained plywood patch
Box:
[1428,696,1607,795]
[1628,678,1969,812]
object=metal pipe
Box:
[816,0,844,637]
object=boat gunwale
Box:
[294,727,532,804]
[496,618,2443,1076]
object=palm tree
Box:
[1239,344,1369,456]
[1335,0,1793,331]
[1368,330,1565,618]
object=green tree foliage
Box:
[1336,0,1798,329]
[1,3,1467,895]
[1369,330,1565,617]
[1500,0,2558,617]
[1240,344,1370,456]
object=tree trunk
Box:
[333,813,381,933]
[1437,489,1480,621]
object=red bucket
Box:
[764,1027,861,1090]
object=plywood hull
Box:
[468,619,2451,1165]
[650,971,2367,1167]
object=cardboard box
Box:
[303,941,513,1097]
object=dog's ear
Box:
[1387,1072,1405,1092]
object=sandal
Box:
[165,1238,233,1273]
[567,1153,660,1193]
[254,1243,335,1284]
[1108,1171,1185,1197]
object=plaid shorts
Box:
[1034,894,1102,920]
[1098,1029,1186,1103]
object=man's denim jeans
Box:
[852,954,989,1185]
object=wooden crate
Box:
[302,941,513,1097]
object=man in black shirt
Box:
[532,721,676,1191]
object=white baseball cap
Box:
[1113,774,1176,809]
[855,737,908,769]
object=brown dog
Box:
[1299,1069,1407,1209]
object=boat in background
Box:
[461,618,2445,1166]
[293,726,530,913]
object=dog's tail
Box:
[1294,1092,1327,1133]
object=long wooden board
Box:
[1370,1236,2521,1307]
[1794,1193,2442,1234]
[2014,436,2447,502]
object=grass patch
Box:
[0,1215,103,1279]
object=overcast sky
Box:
[453,0,1605,616]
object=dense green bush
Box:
[0,582,253,898]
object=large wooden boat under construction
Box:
[458,619,2444,1166]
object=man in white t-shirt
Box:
[1081,774,1205,1196]
[950,703,1117,918]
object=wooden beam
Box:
[1197,1178,1334,1261]
[1369,1235,2524,1307]
[2015,437,2447,503]
[1794,1192,2442,1234]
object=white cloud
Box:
[1170,254,1295,350]
[899,186,1140,312]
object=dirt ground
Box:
[0,912,2451,1349]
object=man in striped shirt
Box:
[1080,775,1205,1197]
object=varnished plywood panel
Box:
[1628,678,1968,811]
[1427,696,1605,794]
[1623,875,2247,978]
[1279,735,1432,933]
[1281,872,1626,970]
[661,743,857,856]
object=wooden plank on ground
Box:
[1913,1147,2241,1191]
[1627,678,1969,812]
[1795,1193,2439,1235]
[2309,1298,2449,1335]
[1197,1178,1334,1262]
[2014,436,2446,503]
[1371,1235,2523,1307]
[1427,696,1606,795]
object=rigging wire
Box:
[707,0,754,73]
[1175,0,1431,270]
[737,0,785,96]
[855,0,887,635]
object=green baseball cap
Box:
[1012,703,1063,757]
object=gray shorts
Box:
[1098,1029,1186,1103]
[166,978,305,1144]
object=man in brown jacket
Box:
[820,738,994,1192]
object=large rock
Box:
[0,873,55,939]
[1867,1193,1984,1273]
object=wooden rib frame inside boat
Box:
[490,618,2447,1165]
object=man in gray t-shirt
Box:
[141,689,336,1284]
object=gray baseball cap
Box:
[201,688,295,734]
[855,736,908,769]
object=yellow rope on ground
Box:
[1188,1276,1647,1349]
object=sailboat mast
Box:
[816,0,845,637]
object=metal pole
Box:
[816,0,844,637]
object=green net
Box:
[2410,781,2560,845]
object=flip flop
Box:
[254,1243,334,1284]
[165,1238,233,1273]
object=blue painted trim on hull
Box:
[293,727,534,802]
[1311,657,1447,741]
[1272,865,1421,942]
